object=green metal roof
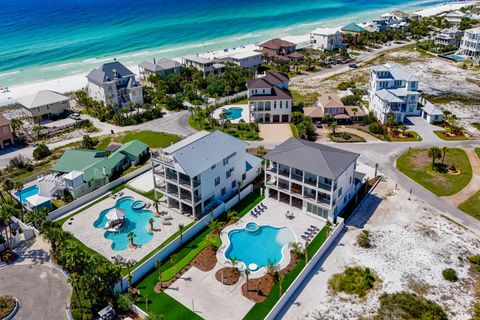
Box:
[115,140,149,158]
[52,149,107,173]
[341,23,365,33]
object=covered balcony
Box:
[278,164,290,178]
[303,187,316,201]
[318,177,332,191]
[179,172,191,187]
[317,192,331,206]
[167,183,179,196]
[278,178,289,191]
[291,168,303,182]
[304,172,317,187]
[291,182,302,195]
[165,168,178,182]
[180,189,192,201]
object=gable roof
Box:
[372,63,419,82]
[139,58,183,72]
[162,130,247,177]
[265,138,359,179]
[18,90,69,109]
[52,149,107,173]
[311,27,341,35]
[115,140,149,158]
[0,115,11,127]
[316,93,345,109]
[422,101,443,116]
[341,23,365,33]
[260,38,296,50]
[87,61,135,85]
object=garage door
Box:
[273,115,280,123]
[281,115,289,122]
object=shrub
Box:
[0,296,16,318]
[337,81,356,91]
[341,95,361,106]
[9,155,29,169]
[374,292,448,320]
[369,123,385,135]
[341,132,352,140]
[469,255,480,272]
[328,266,377,298]
[357,230,371,248]
[33,144,51,160]
[116,293,132,313]
[442,268,458,282]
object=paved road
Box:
[0,110,196,168]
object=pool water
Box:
[222,107,243,120]
[93,196,154,251]
[14,185,39,203]
[449,54,465,61]
[225,224,295,269]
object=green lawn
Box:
[475,148,480,159]
[397,148,472,196]
[433,131,469,141]
[388,131,422,142]
[244,226,329,320]
[459,190,480,220]
[95,136,112,150]
[121,131,181,148]
[135,189,264,316]
[329,132,366,143]
[290,124,299,138]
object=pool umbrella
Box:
[105,208,126,221]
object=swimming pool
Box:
[222,107,243,120]
[93,196,154,251]
[14,185,39,203]
[448,54,465,61]
[225,222,295,270]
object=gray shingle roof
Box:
[265,138,359,179]
[139,58,182,72]
[87,61,135,84]
[248,86,292,101]
[18,90,70,109]
[164,130,247,177]
[372,63,419,82]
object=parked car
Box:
[349,63,359,69]
[69,113,81,120]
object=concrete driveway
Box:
[405,116,442,143]
[0,264,69,320]
[259,123,292,145]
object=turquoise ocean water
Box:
[0,0,444,86]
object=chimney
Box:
[112,69,118,79]
[102,167,107,176]
[153,57,156,64]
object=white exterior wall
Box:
[87,82,117,106]
[127,86,144,105]
[250,99,292,123]
[26,100,71,118]
[460,29,480,57]
[225,55,262,70]
[310,32,342,51]
[331,162,356,217]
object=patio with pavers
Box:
[164,197,325,320]
[259,123,293,145]
[62,188,192,262]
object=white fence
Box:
[264,218,345,320]
[0,218,37,253]
[48,164,151,221]
[116,184,253,292]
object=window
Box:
[232,180,236,188]
[338,187,343,196]
[215,177,220,186]
[211,164,216,170]
[226,167,234,178]
[221,187,226,196]
[242,173,246,181]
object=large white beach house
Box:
[368,63,421,124]
[247,71,293,123]
[86,60,144,107]
[152,130,261,219]
[265,138,361,222]
[459,27,480,58]
[310,28,343,51]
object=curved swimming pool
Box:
[225,223,295,270]
[93,196,154,251]
[222,107,243,120]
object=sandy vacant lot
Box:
[292,46,480,134]
[283,176,480,320]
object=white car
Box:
[69,113,81,120]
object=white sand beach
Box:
[0,1,476,108]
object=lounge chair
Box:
[301,235,309,241]
[164,215,173,220]
[310,225,319,230]
[145,203,152,209]
[162,220,172,225]
[251,212,258,218]
[261,203,267,209]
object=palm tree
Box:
[351,107,358,122]
[14,181,24,220]
[266,260,277,277]
[178,223,185,245]
[153,198,159,213]
[428,147,442,168]
[387,112,396,130]
[441,147,447,165]
[278,274,285,297]
[290,242,300,258]
[227,210,238,222]
[229,257,239,273]
[245,268,251,291]
[331,121,338,136]
[219,113,227,131]
[399,124,408,136]
[156,261,163,288]
[0,203,18,250]
[68,272,82,309]
[171,254,177,278]
[10,118,22,137]
[149,218,155,232]
[303,240,310,263]
[127,232,136,248]
[204,233,217,249]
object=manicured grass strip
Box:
[95,136,112,150]
[459,190,480,220]
[126,185,161,201]
[475,148,480,159]
[121,131,181,148]
[329,132,366,143]
[356,128,388,141]
[188,115,202,131]
[136,291,201,320]
[396,148,472,196]
[244,226,329,320]
[237,190,264,218]
[290,124,299,138]
[388,131,422,142]
[433,131,469,141]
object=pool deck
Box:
[213,104,251,124]
[217,197,325,278]
[62,188,193,262]
[166,197,325,320]
[127,169,154,193]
